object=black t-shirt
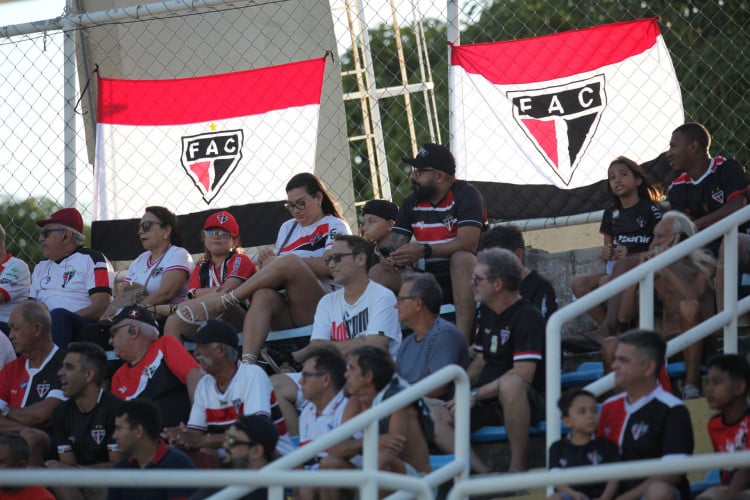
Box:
[521,270,558,321]
[472,299,545,394]
[54,389,122,465]
[549,436,621,498]
[600,198,662,254]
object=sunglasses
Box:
[284,198,308,212]
[204,228,232,238]
[300,371,325,380]
[224,434,255,449]
[138,220,165,233]
[40,228,67,238]
[324,252,356,265]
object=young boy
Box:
[548,389,620,500]
[361,199,398,252]
[697,354,750,499]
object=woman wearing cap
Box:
[120,206,193,319]
[177,172,351,365]
[162,211,256,340]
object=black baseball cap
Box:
[402,143,456,174]
[362,199,398,222]
[100,305,158,327]
[232,414,279,461]
[182,319,239,350]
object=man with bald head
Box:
[0,301,66,465]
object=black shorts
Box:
[424,261,453,304]
[469,386,546,432]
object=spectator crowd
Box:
[1,122,749,499]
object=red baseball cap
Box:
[36,207,84,234]
[204,211,239,237]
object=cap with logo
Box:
[362,199,399,222]
[204,210,239,237]
[36,207,84,234]
[182,319,239,350]
[99,305,158,327]
[402,143,456,175]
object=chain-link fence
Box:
[1,0,748,265]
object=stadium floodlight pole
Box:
[63,0,76,208]
[447,0,459,152]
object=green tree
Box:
[0,197,61,266]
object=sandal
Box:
[260,347,301,374]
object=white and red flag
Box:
[450,18,683,218]
[93,57,326,259]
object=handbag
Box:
[107,251,166,313]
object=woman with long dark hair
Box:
[177,173,350,364]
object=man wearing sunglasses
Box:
[269,235,401,436]
[30,207,114,349]
[436,248,546,474]
[370,143,486,344]
[190,414,279,500]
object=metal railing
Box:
[0,365,471,500]
[546,204,750,455]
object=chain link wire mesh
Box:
[1,0,748,265]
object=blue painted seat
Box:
[429,454,455,471]
[470,421,549,443]
[561,361,604,389]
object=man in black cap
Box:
[189,414,279,499]
[107,305,202,428]
[371,143,486,341]
[162,319,294,457]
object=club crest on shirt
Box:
[150,266,164,279]
[631,421,649,440]
[36,383,50,398]
[636,216,646,228]
[232,398,243,415]
[508,74,606,186]
[62,268,76,288]
[181,129,244,205]
[559,458,567,467]
[143,365,157,379]
[443,214,458,233]
[712,189,725,204]
[587,451,602,465]
[500,328,511,346]
[91,428,106,445]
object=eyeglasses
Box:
[138,220,164,233]
[224,434,255,449]
[471,274,494,284]
[410,167,435,177]
[40,228,67,238]
[300,371,325,380]
[284,198,307,212]
[204,228,232,239]
[324,253,356,265]
[396,295,418,303]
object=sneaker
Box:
[681,383,701,399]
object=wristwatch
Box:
[422,244,433,259]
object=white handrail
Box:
[0,365,470,500]
[546,204,750,459]
[448,450,750,499]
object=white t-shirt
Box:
[187,363,294,455]
[124,245,193,304]
[310,280,401,358]
[30,248,113,312]
[299,389,348,465]
[0,254,30,323]
[274,215,351,292]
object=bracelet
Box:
[241,353,258,364]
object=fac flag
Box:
[450,18,683,218]
[93,57,326,259]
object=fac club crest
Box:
[91,428,106,445]
[712,189,725,204]
[508,75,606,186]
[181,129,244,204]
[631,422,649,440]
[36,383,50,398]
